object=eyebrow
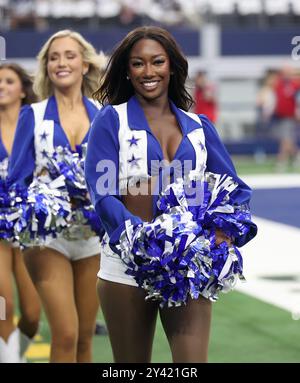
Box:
[49,50,77,55]
[0,76,16,80]
[129,54,167,59]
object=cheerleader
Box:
[0,63,40,363]
[8,31,105,362]
[85,26,257,363]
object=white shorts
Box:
[98,233,138,286]
[46,235,101,261]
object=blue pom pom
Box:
[118,172,253,307]
[0,161,27,245]
[46,144,103,239]
[13,144,103,246]
[14,174,72,247]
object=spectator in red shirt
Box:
[273,65,300,171]
[193,71,217,123]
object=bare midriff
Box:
[121,177,157,222]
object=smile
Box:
[56,71,71,77]
[141,81,159,90]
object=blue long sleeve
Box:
[201,114,257,246]
[85,105,143,245]
[201,114,251,204]
[7,105,35,188]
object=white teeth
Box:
[56,71,70,77]
[143,81,158,88]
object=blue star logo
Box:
[101,238,107,248]
[127,135,140,147]
[40,131,49,141]
[41,149,49,158]
[128,154,141,168]
[198,140,205,150]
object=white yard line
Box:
[242,174,300,189]
[237,216,300,315]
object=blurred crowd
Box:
[1,0,300,30]
[191,65,300,170]
[256,65,300,170]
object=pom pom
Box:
[118,172,251,307]
[46,144,103,239]
[0,167,26,245]
[15,174,72,247]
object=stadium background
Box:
[1,0,300,362]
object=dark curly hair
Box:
[0,63,37,105]
[94,26,194,111]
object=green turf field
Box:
[25,291,300,363]
[233,155,300,175]
[146,291,300,363]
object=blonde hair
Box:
[34,30,106,100]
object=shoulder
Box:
[93,104,119,123]
[178,108,216,135]
[91,104,120,135]
[91,100,130,133]
[18,104,34,124]
[197,114,211,126]
[180,109,203,125]
[196,114,228,153]
[20,104,33,115]
[197,114,217,133]
[195,114,224,143]
[13,105,35,144]
[176,107,204,133]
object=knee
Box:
[77,328,94,354]
[52,329,78,353]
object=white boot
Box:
[0,328,21,363]
[19,331,32,363]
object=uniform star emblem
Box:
[127,135,140,147]
[198,140,205,150]
[41,149,49,158]
[40,131,49,141]
[128,154,141,168]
